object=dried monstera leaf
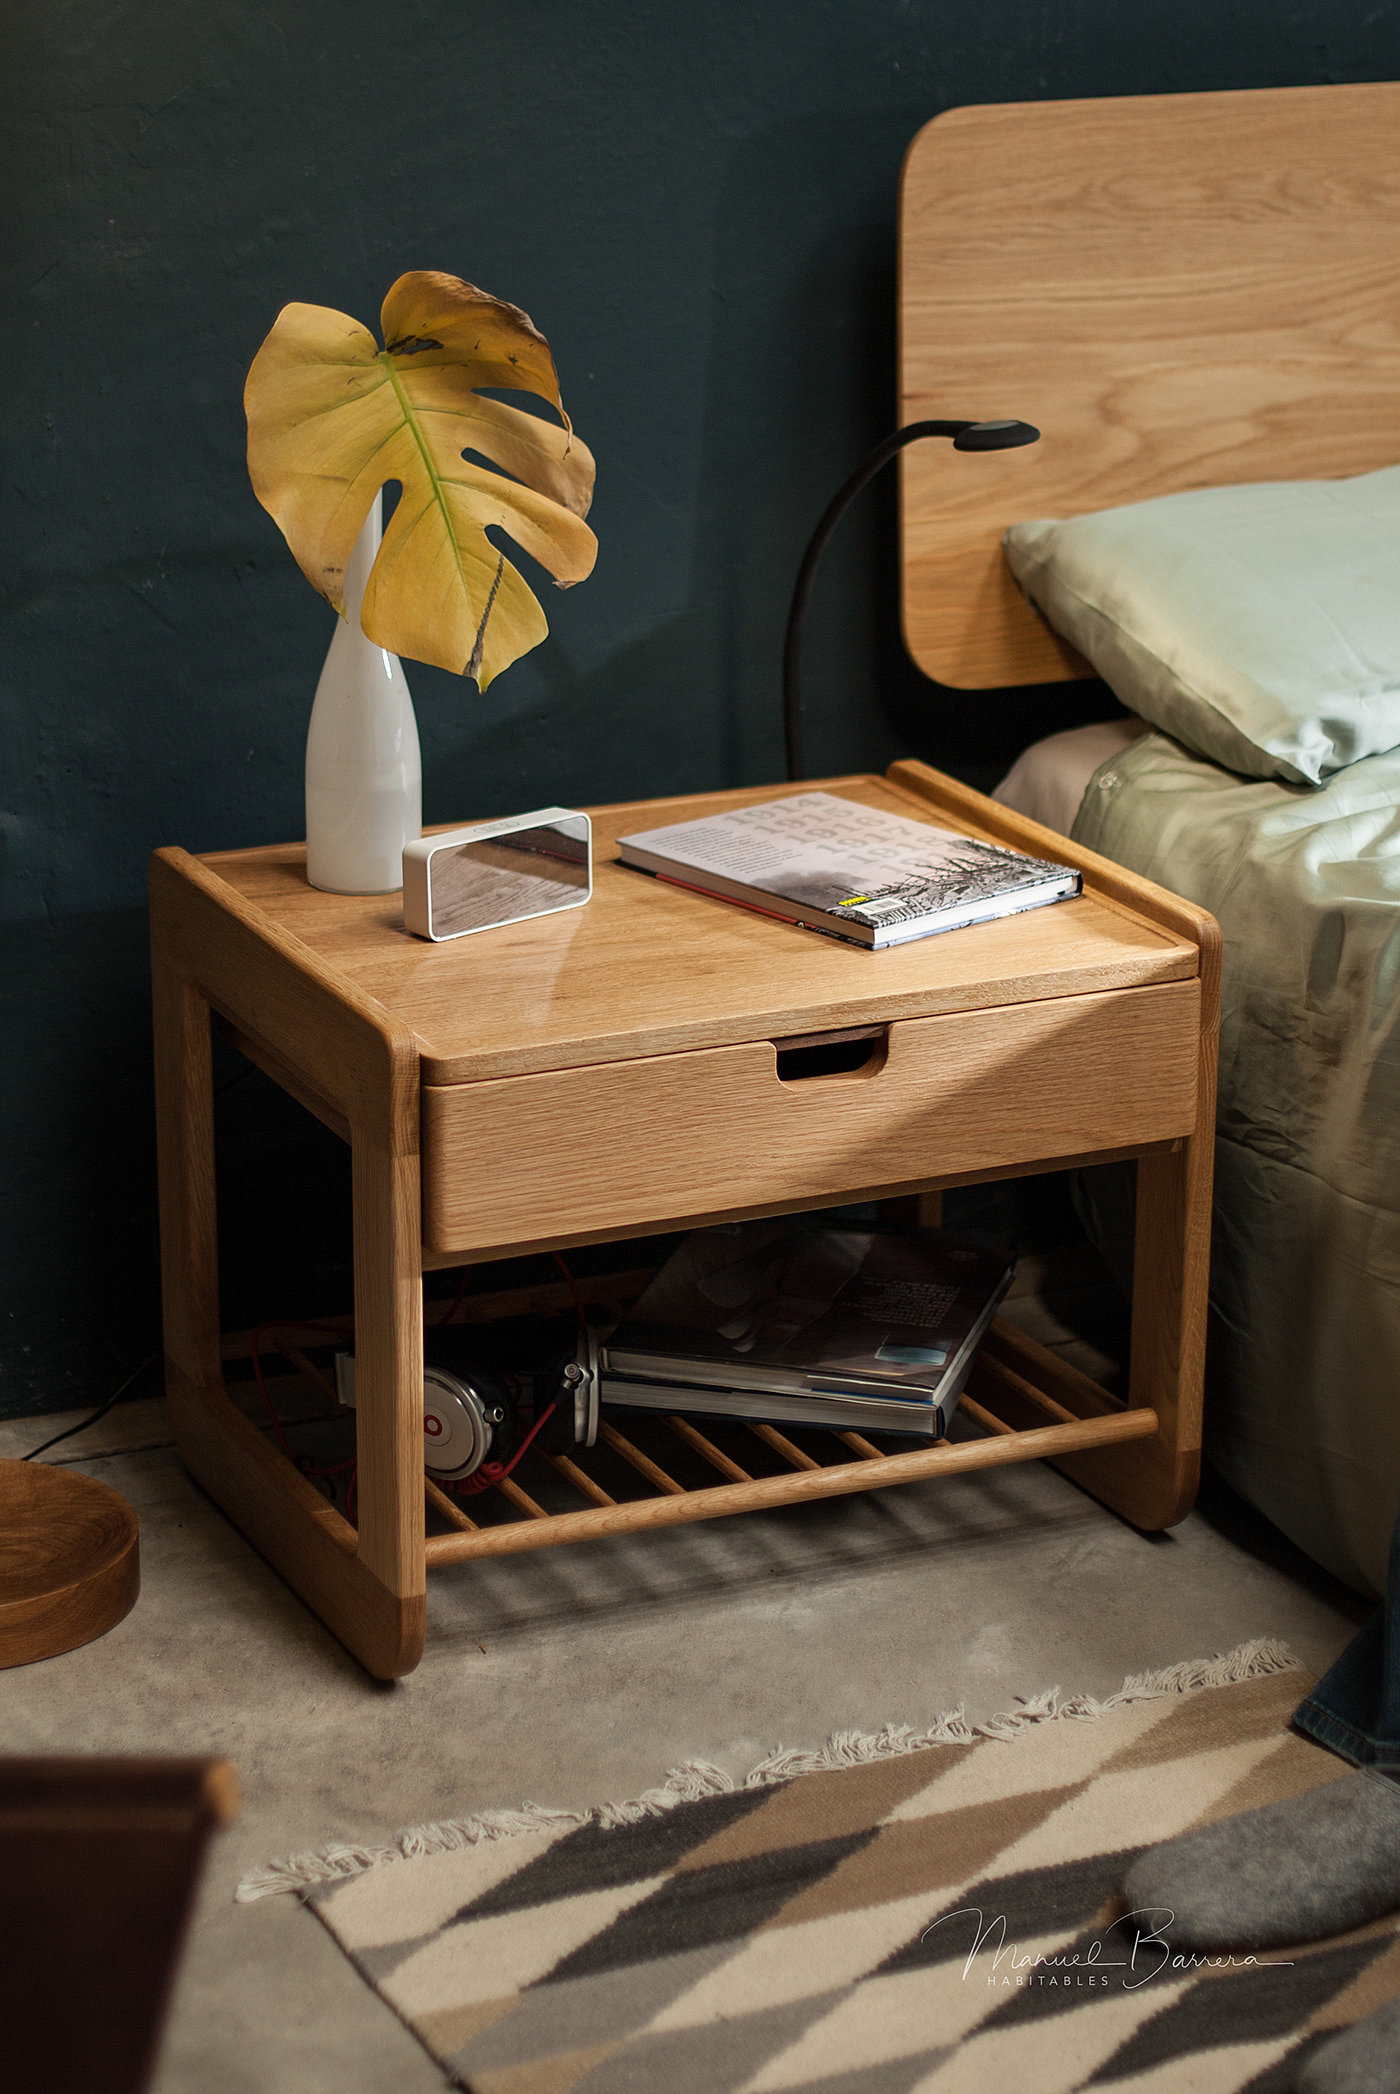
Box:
[245,271,596,687]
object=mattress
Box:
[992,717,1150,836]
[996,723,1400,1596]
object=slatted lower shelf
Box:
[420,1399,1156,1565]
[225,1289,1156,1572]
[415,1309,1156,1565]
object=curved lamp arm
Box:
[782,417,1040,781]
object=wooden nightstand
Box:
[150,761,1218,1678]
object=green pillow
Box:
[1004,465,1400,785]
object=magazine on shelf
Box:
[599,1221,1014,1439]
[616,790,1080,949]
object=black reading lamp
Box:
[782,418,1041,781]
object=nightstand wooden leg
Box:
[152,963,221,1424]
[152,957,425,1679]
[1050,1132,1212,1530]
[344,1075,427,1672]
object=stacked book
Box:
[599,1221,1013,1441]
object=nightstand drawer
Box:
[421,979,1199,1255]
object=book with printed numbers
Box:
[599,1222,1014,1439]
[617,789,1080,948]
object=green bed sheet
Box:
[1071,730,1400,1596]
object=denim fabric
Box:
[1294,1504,1400,1770]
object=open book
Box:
[617,790,1080,948]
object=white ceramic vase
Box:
[305,496,422,894]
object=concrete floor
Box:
[0,1270,1370,2094]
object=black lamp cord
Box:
[782,416,1039,781]
[20,1349,160,1461]
[17,1063,258,1462]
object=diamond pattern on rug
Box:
[307,1657,1400,2092]
[1085,1938,1398,2084]
[913,1980,1199,2094]
[541,1830,878,1982]
[771,1783,1089,1932]
[647,1893,960,2032]
[445,1944,741,2071]
[884,1849,1138,1974]
[453,1788,777,1923]
[323,1824,580,1952]
[1233,2034,1332,2092]
[512,1992,842,2094]
[680,1748,976,1874]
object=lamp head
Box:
[952,418,1040,452]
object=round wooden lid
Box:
[0,1458,140,1668]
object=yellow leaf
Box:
[244,271,597,686]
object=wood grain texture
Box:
[151,849,414,1123]
[346,1038,425,1600]
[899,82,1400,686]
[597,1422,685,1495]
[748,1422,821,1471]
[422,980,1199,1254]
[161,1250,428,1681]
[150,852,426,1678]
[0,1461,140,1668]
[1052,904,1222,1527]
[422,1406,1159,1566]
[216,1017,351,1142]
[418,1141,1183,1270]
[886,761,1220,952]
[977,1320,1124,1423]
[547,1455,617,1507]
[151,757,1220,1665]
[425,1475,480,1530]
[195,772,1195,1083]
[665,1415,753,1482]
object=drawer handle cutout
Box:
[773,1025,887,1082]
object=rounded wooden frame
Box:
[151,762,1218,1678]
[899,81,1400,688]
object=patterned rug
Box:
[250,1644,1400,2092]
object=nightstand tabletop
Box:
[198,768,1195,1084]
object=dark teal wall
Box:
[5,1,1399,1419]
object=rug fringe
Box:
[235,1636,1299,1902]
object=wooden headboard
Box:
[899,82,1400,689]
